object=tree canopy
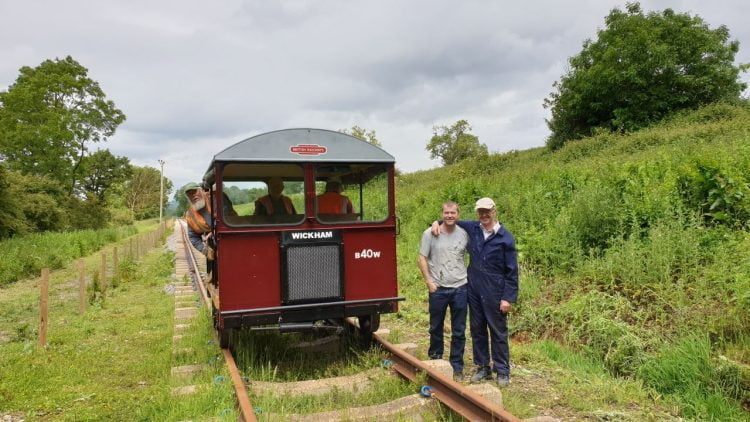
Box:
[0,56,126,191]
[0,56,172,237]
[340,125,382,147]
[544,2,748,150]
[77,149,132,200]
[124,166,173,220]
[426,120,488,166]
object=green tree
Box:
[172,183,192,217]
[0,166,32,237]
[123,166,173,219]
[544,3,748,150]
[426,120,488,165]
[77,149,132,201]
[0,56,126,191]
[341,125,382,147]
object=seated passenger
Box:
[317,180,353,214]
[254,176,296,215]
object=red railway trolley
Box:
[202,128,403,347]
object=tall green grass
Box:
[0,225,137,286]
[394,102,750,419]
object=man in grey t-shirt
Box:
[418,201,469,381]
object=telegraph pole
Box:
[158,159,165,223]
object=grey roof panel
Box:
[212,128,395,163]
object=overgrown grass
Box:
[232,329,422,417]
[0,247,175,420]
[0,225,139,287]
[394,102,750,419]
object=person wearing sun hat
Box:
[182,182,236,269]
[431,197,519,387]
[183,182,213,257]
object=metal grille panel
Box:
[286,245,341,302]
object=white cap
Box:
[475,197,496,210]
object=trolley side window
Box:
[314,164,389,224]
[221,163,305,226]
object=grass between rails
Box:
[232,329,425,417]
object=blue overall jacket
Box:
[456,220,519,303]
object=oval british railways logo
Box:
[290,144,327,156]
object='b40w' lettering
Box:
[355,249,381,259]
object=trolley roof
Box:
[211,128,395,164]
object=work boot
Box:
[470,367,492,383]
[496,373,510,387]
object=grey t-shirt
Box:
[419,226,468,288]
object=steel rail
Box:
[374,331,522,421]
[178,221,257,422]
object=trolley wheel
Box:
[219,328,233,349]
[358,314,380,348]
[369,313,381,333]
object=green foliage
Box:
[638,336,749,420]
[0,166,35,237]
[340,125,382,147]
[396,102,750,417]
[123,165,173,219]
[426,119,488,165]
[0,225,137,286]
[678,161,750,228]
[545,3,747,149]
[10,172,68,232]
[76,149,132,200]
[0,55,126,191]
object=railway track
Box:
[175,220,523,422]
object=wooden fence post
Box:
[100,253,107,292]
[78,259,86,315]
[129,237,134,259]
[113,247,119,282]
[39,268,49,347]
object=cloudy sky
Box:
[2,0,748,190]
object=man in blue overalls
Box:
[434,197,519,386]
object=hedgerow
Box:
[0,225,137,286]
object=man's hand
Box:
[499,300,512,314]
[426,280,438,294]
[430,221,442,236]
[201,232,213,242]
[205,245,215,260]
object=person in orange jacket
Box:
[254,177,296,215]
[316,180,353,214]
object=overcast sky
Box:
[2,0,748,191]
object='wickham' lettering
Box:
[291,231,333,240]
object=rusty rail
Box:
[178,220,257,422]
[375,331,521,422]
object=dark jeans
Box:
[428,284,468,373]
[468,287,510,375]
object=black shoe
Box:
[453,371,465,382]
[496,373,510,387]
[470,367,492,383]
